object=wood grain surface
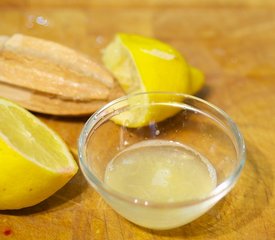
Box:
[0,0,275,239]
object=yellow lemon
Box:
[102,33,204,127]
[0,98,78,209]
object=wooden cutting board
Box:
[0,0,275,239]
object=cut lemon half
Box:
[0,98,78,209]
[102,33,204,127]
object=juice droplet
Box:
[3,228,12,236]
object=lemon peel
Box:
[103,33,204,127]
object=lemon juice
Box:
[105,140,216,204]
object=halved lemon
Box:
[102,33,204,127]
[0,98,78,209]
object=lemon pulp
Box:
[0,98,78,209]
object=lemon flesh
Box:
[0,98,78,209]
[102,33,204,127]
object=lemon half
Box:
[0,98,78,209]
[102,33,204,127]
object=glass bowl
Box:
[78,92,246,230]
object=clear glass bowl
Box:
[78,92,246,230]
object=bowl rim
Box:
[78,91,246,208]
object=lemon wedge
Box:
[0,98,78,209]
[102,33,204,127]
